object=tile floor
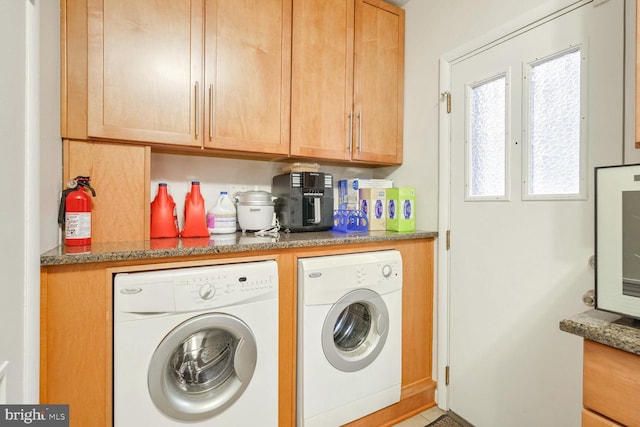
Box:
[393,405,447,427]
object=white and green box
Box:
[359,188,386,230]
[386,188,415,232]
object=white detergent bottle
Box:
[207,191,237,234]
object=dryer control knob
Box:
[382,265,393,277]
[199,283,215,300]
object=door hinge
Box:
[445,365,450,385]
[446,230,451,250]
[441,91,451,114]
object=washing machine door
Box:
[147,313,257,422]
[321,288,390,372]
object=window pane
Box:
[528,49,581,195]
[469,76,506,197]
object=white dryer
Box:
[297,250,402,427]
[113,260,278,426]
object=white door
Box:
[447,2,623,426]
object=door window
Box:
[467,74,508,199]
[464,47,586,201]
[524,47,585,199]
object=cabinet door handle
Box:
[348,111,353,152]
[209,84,214,139]
[357,110,362,152]
[194,81,200,138]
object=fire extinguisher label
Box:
[65,212,91,239]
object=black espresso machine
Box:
[272,172,334,232]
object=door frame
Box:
[436,0,596,410]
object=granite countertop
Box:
[560,309,640,355]
[41,230,437,266]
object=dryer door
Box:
[147,313,257,422]
[321,289,390,372]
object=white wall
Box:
[625,0,640,164]
[151,154,377,226]
[0,0,42,403]
[0,0,27,404]
[40,1,62,252]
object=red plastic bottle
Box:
[65,186,92,246]
[181,181,209,237]
[150,183,179,238]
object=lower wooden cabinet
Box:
[583,339,640,427]
[40,238,435,427]
[40,264,112,425]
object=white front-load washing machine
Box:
[297,250,402,427]
[113,260,278,426]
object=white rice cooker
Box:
[234,189,275,232]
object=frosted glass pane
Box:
[469,77,506,197]
[529,50,581,195]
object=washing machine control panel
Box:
[381,264,393,278]
[353,262,399,285]
[198,283,216,300]
[173,267,278,311]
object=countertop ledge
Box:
[41,230,437,266]
[560,309,640,355]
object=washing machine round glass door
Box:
[321,288,390,372]
[147,313,258,422]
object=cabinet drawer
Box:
[582,409,623,427]
[583,340,640,426]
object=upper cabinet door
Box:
[290,0,404,165]
[204,0,291,155]
[87,0,203,146]
[290,0,355,161]
[352,0,404,164]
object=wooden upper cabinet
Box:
[203,0,291,155]
[85,0,291,154]
[353,0,404,164]
[87,0,203,146]
[290,0,404,165]
[290,0,355,161]
[67,0,400,162]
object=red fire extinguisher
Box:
[58,176,97,246]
